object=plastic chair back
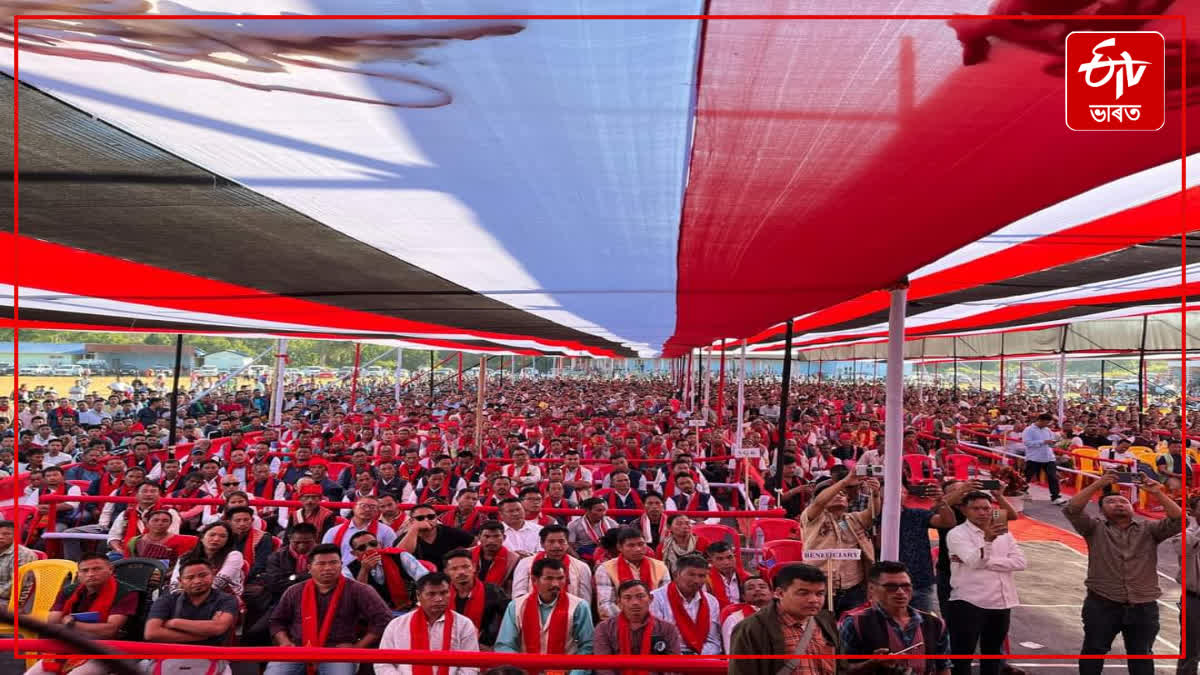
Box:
[1073,448,1101,474]
[173,443,196,461]
[693,523,738,551]
[67,480,91,492]
[0,506,37,534]
[901,455,935,480]
[10,559,77,619]
[757,540,806,582]
[749,518,799,546]
[325,462,352,483]
[113,558,168,593]
[946,454,980,480]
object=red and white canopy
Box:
[2,1,1195,356]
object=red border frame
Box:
[9,10,1190,667]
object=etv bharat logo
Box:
[1065,31,1165,131]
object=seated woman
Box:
[126,509,194,570]
[168,520,245,602]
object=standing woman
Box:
[169,520,245,600]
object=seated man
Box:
[346,530,429,611]
[144,556,240,675]
[649,554,722,655]
[495,558,594,675]
[443,548,509,649]
[0,520,38,607]
[376,573,481,675]
[25,554,139,675]
[266,543,393,675]
[593,579,682,671]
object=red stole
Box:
[98,472,123,497]
[410,608,455,675]
[472,546,510,586]
[531,552,569,594]
[607,489,643,511]
[667,582,710,654]
[252,478,276,500]
[419,481,452,503]
[332,518,378,548]
[301,577,347,675]
[615,555,652,584]
[241,529,265,572]
[451,580,485,628]
[617,613,656,669]
[122,505,154,554]
[377,548,412,609]
[62,576,118,621]
[30,483,67,544]
[440,508,480,532]
[580,517,608,545]
[707,567,747,609]
[398,463,423,483]
[520,593,570,655]
[639,513,666,546]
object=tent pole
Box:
[735,340,747,461]
[933,361,938,389]
[270,339,288,427]
[817,360,823,385]
[1139,315,1149,429]
[953,339,959,400]
[457,352,464,392]
[167,334,184,449]
[717,343,727,427]
[394,347,403,407]
[999,335,1005,404]
[474,356,487,452]
[702,347,712,419]
[349,343,362,413]
[1100,360,1106,403]
[1057,326,1068,423]
[696,350,704,411]
[499,355,504,389]
[429,351,435,408]
[776,324,795,489]
[881,281,909,562]
[978,361,984,394]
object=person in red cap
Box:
[287,481,341,540]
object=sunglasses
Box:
[353,540,380,552]
[880,583,913,593]
[411,514,437,522]
[222,482,240,487]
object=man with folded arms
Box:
[443,548,508,649]
[346,530,429,612]
[25,554,139,675]
[376,572,480,675]
[649,554,721,656]
[266,543,394,675]
[511,524,593,602]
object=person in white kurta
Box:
[375,574,479,675]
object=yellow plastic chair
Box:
[1189,449,1200,466]
[1073,447,1101,490]
[8,559,76,666]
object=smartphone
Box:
[1114,472,1136,484]
[908,483,928,498]
[1133,472,1146,484]
[980,479,1002,490]
[991,509,1005,525]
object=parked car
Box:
[364,366,387,376]
[118,367,139,376]
[52,364,84,376]
[76,358,110,374]
[302,366,324,376]
[193,366,219,377]
[19,364,52,375]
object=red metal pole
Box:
[717,342,727,426]
[817,360,823,384]
[999,354,1006,404]
[457,352,463,392]
[349,343,362,413]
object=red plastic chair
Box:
[757,540,806,581]
[67,480,90,492]
[946,454,981,480]
[173,443,195,461]
[902,455,935,480]
[748,518,799,546]
[0,505,37,532]
[325,462,352,483]
[693,523,739,551]
[719,603,747,626]
[270,536,282,552]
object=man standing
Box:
[511,524,594,601]
[838,561,951,674]
[1065,471,1183,675]
[649,554,721,656]
[495,558,594,675]
[801,473,880,616]
[945,491,1027,675]
[594,528,670,621]
[443,548,508,648]
[730,563,840,675]
[1022,413,1067,505]
[376,573,480,675]
[266,543,394,675]
[594,579,683,672]
[25,554,139,675]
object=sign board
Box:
[688,419,707,428]
[734,447,761,459]
[804,548,862,562]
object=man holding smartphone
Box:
[838,561,951,674]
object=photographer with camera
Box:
[1064,470,1182,675]
[800,472,880,616]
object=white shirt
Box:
[1021,424,1056,463]
[78,410,110,426]
[649,584,722,655]
[375,609,479,675]
[502,520,544,556]
[511,554,594,601]
[322,519,398,564]
[502,463,542,485]
[721,605,758,652]
[41,452,73,468]
[946,520,1026,609]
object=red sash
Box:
[520,594,570,655]
[615,555,652,585]
[410,608,455,675]
[301,577,346,664]
[377,548,412,609]
[332,518,378,548]
[29,483,67,546]
[122,505,155,554]
[472,546,510,587]
[62,576,118,621]
[419,482,452,503]
[580,518,608,545]
[668,582,710,654]
[639,513,666,546]
[707,568,747,609]
[440,508,480,532]
[451,580,485,628]
[617,613,656,670]
[241,529,264,573]
[98,472,123,498]
[531,553,569,595]
[252,478,276,500]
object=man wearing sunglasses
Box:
[838,561,951,674]
[345,530,430,612]
[397,503,474,572]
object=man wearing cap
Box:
[800,472,880,617]
[287,482,342,540]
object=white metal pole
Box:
[394,347,403,407]
[702,347,712,420]
[880,283,908,562]
[735,340,747,452]
[269,339,289,427]
[1058,352,1068,422]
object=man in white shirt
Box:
[1021,413,1067,505]
[511,524,593,601]
[649,554,722,655]
[376,572,479,675]
[945,490,1027,675]
[498,498,542,557]
[41,440,74,468]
